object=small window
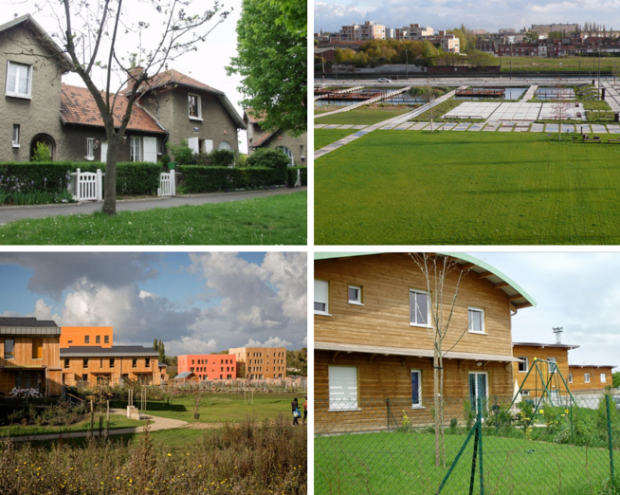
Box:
[100,358,103,367]
[410,289,430,326]
[328,366,358,411]
[348,285,363,305]
[85,335,90,344]
[547,357,557,372]
[64,359,70,369]
[12,124,20,148]
[568,373,573,383]
[96,336,101,344]
[104,335,109,344]
[521,389,530,397]
[584,373,591,383]
[276,146,294,166]
[518,357,528,373]
[32,338,43,359]
[132,358,137,368]
[314,279,330,315]
[601,373,606,383]
[300,144,305,161]
[218,141,233,151]
[6,62,32,98]
[468,307,485,333]
[86,138,95,160]
[83,359,89,369]
[82,374,88,382]
[188,94,202,120]
[110,358,115,368]
[146,358,151,368]
[130,137,141,162]
[411,369,422,407]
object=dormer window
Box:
[6,62,32,99]
[188,94,202,120]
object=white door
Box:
[143,137,157,163]
[100,142,108,163]
[203,139,213,153]
[187,137,199,154]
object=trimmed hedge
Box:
[287,166,307,186]
[179,166,284,193]
[72,162,161,196]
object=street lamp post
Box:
[598,47,602,100]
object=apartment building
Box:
[60,327,113,347]
[177,354,237,381]
[569,365,617,392]
[339,21,385,41]
[229,347,287,379]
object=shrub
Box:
[32,142,52,162]
[179,166,283,193]
[236,153,248,167]
[69,162,161,196]
[208,149,235,167]
[167,140,194,165]
[287,166,307,187]
[247,148,290,170]
[0,162,74,193]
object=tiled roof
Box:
[244,109,266,124]
[60,345,159,357]
[251,130,277,148]
[0,317,58,328]
[174,372,196,379]
[60,85,166,134]
[130,69,223,96]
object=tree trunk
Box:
[102,135,120,216]
[439,354,446,467]
[434,352,440,466]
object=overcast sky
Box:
[0,252,307,355]
[314,0,620,35]
[2,0,249,152]
[469,252,620,369]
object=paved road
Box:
[0,187,306,225]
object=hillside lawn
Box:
[315,129,359,150]
[0,192,307,245]
[501,56,620,72]
[315,107,412,125]
[315,431,612,495]
[315,132,620,245]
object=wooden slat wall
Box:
[62,357,161,386]
[512,345,571,398]
[315,255,514,357]
[0,337,60,368]
[569,366,614,391]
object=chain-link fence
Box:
[315,394,620,494]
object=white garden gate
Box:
[68,168,103,201]
[158,170,176,197]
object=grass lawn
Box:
[409,98,462,122]
[501,56,620,72]
[315,107,412,125]
[111,392,297,424]
[0,192,307,245]
[0,415,145,438]
[315,431,612,495]
[315,129,360,150]
[315,132,620,245]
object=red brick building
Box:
[177,354,237,381]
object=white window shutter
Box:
[187,137,199,153]
[143,137,158,163]
[328,366,358,410]
[203,139,213,153]
[314,280,328,308]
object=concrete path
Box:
[602,82,620,113]
[522,85,538,101]
[314,86,412,119]
[3,409,188,443]
[0,187,306,225]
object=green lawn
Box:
[0,415,145,437]
[315,129,360,150]
[315,132,620,245]
[0,192,307,245]
[315,431,612,495]
[111,392,298,424]
[315,107,412,125]
[501,56,620,72]
[409,98,462,122]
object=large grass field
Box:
[0,192,307,245]
[315,107,412,125]
[315,431,613,495]
[501,56,620,72]
[315,129,359,150]
[315,132,620,245]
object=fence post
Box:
[75,168,81,201]
[96,168,103,201]
[478,397,484,495]
[170,169,176,196]
[386,398,390,430]
[606,394,615,480]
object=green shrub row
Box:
[73,162,161,196]
[178,166,285,193]
[287,166,307,186]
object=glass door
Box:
[469,372,488,415]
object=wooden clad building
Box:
[314,253,536,432]
[60,346,160,387]
[568,365,616,392]
[229,347,287,379]
[0,317,63,397]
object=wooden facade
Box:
[568,365,616,392]
[314,253,534,431]
[229,347,287,379]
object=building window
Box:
[110,358,115,368]
[32,338,43,359]
[188,94,202,120]
[468,307,485,333]
[83,359,89,369]
[521,389,530,397]
[218,141,233,151]
[96,336,101,344]
[82,374,88,382]
[547,357,557,372]
[6,339,17,359]
[314,279,330,315]
[568,373,573,383]
[130,136,141,161]
[584,373,590,383]
[348,285,363,305]
[409,289,430,326]
[328,366,358,411]
[276,146,294,166]
[85,335,90,344]
[132,359,137,368]
[86,137,95,160]
[6,62,32,98]
[601,373,606,383]
[104,335,109,344]
[518,357,528,373]
[146,358,151,368]
[411,370,422,407]
[12,124,20,148]
[64,359,70,369]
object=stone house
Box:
[0,14,244,163]
[244,109,307,166]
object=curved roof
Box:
[314,252,536,310]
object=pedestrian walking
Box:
[291,397,300,426]
[303,396,308,425]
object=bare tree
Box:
[550,83,572,141]
[409,253,473,467]
[20,0,229,215]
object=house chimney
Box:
[127,67,144,91]
[552,327,563,344]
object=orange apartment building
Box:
[568,365,617,392]
[177,354,237,380]
[229,347,287,379]
[0,317,63,397]
[60,326,113,347]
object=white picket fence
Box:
[158,170,176,197]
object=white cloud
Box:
[243,336,293,348]
[166,337,219,356]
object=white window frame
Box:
[314,279,330,316]
[86,137,95,161]
[130,136,141,162]
[276,146,294,166]
[348,285,363,305]
[568,373,573,384]
[409,289,431,328]
[601,373,606,383]
[411,369,423,408]
[518,357,528,373]
[584,373,590,383]
[5,61,32,99]
[188,93,202,121]
[328,365,359,411]
[521,389,530,397]
[218,141,233,151]
[12,124,20,148]
[547,357,557,372]
[468,307,486,334]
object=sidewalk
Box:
[0,186,306,225]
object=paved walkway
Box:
[602,81,620,113]
[522,85,538,101]
[3,409,188,443]
[0,187,306,225]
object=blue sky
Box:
[0,252,307,355]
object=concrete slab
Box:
[323,124,340,129]
[441,122,458,130]
[314,124,328,129]
[336,125,355,129]
[530,124,545,133]
[467,124,485,131]
[393,124,414,130]
[410,122,429,130]
[499,126,514,132]
[352,125,369,129]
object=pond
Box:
[535,87,576,100]
[455,87,527,100]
